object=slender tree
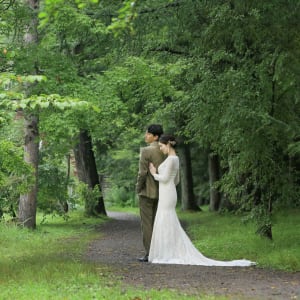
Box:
[208,153,221,212]
[177,143,200,211]
[18,0,40,228]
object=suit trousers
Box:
[139,195,158,256]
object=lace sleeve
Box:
[153,158,177,183]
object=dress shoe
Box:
[138,255,148,262]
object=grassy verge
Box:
[0,210,219,300]
[179,207,300,272]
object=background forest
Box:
[0,0,299,240]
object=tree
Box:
[115,0,300,238]
[73,129,106,215]
[177,143,200,211]
[15,0,40,228]
[208,153,221,212]
[179,0,300,238]
[2,0,298,238]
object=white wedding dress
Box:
[149,155,255,267]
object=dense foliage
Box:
[0,0,299,237]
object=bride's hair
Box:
[159,134,177,147]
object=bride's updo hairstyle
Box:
[159,134,177,148]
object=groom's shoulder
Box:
[141,145,153,153]
[140,144,158,156]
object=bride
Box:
[148,134,255,267]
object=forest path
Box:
[85,211,300,300]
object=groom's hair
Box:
[147,124,163,138]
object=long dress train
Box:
[149,155,255,267]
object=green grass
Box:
[179,207,300,272]
[0,210,219,300]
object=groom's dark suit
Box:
[136,141,165,257]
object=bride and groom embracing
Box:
[136,124,255,267]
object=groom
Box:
[136,124,165,262]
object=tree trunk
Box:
[62,153,71,213]
[18,0,39,229]
[208,153,221,211]
[19,115,39,228]
[73,129,106,215]
[178,143,200,211]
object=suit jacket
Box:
[136,141,166,199]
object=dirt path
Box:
[85,211,300,299]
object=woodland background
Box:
[0,0,299,240]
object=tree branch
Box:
[0,0,15,11]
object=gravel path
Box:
[85,211,300,299]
